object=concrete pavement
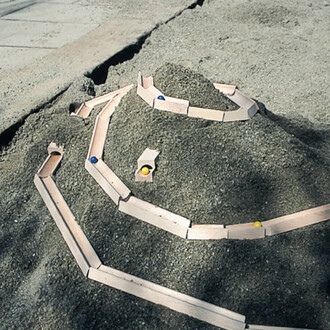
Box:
[0,0,107,79]
[0,0,197,136]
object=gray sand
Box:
[0,1,330,329]
[106,64,329,226]
[0,63,329,329]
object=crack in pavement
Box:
[88,0,205,84]
[0,0,205,145]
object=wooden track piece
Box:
[135,169,154,182]
[118,196,190,238]
[222,108,251,122]
[72,103,92,118]
[88,116,109,159]
[139,73,153,88]
[262,204,330,236]
[213,83,237,96]
[38,142,64,177]
[187,224,228,240]
[137,73,163,107]
[85,159,130,205]
[98,264,245,323]
[87,91,129,159]
[138,73,257,121]
[85,86,131,108]
[87,88,133,159]
[38,153,63,178]
[188,107,225,121]
[139,74,162,97]
[137,84,155,107]
[137,148,160,169]
[227,223,265,240]
[154,96,189,114]
[34,175,90,276]
[98,94,122,120]
[74,85,133,118]
[94,159,131,199]
[42,176,101,269]
[47,142,63,155]
[227,90,258,114]
[135,148,160,182]
[148,85,163,98]
[89,265,246,330]
[85,93,115,108]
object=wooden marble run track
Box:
[137,72,259,122]
[34,76,329,329]
[77,79,330,241]
[35,143,311,330]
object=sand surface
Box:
[0,1,329,329]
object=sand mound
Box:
[106,64,329,225]
[153,63,238,110]
[0,65,329,329]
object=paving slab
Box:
[3,2,111,23]
[0,20,99,48]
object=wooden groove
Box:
[85,85,133,108]
[118,196,190,238]
[35,143,101,270]
[213,83,237,96]
[227,223,266,240]
[38,153,63,178]
[188,106,225,121]
[222,107,251,122]
[37,142,63,177]
[137,83,158,107]
[89,266,246,330]
[72,103,92,118]
[34,144,320,329]
[86,100,112,160]
[226,90,258,114]
[42,176,101,269]
[154,96,189,114]
[74,85,133,118]
[98,87,132,120]
[98,98,118,121]
[88,116,110,159]
[261,204,330,236]
[94,160,131,200]
[137,72,257,122]
[85,159,130,205]
[98,264,245,323]
[85,93,115,109]
[135,148,160,182]
[34,174,90,276]
[187,225,228,240]
[87,87,133,160]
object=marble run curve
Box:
[34,75,329,329]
